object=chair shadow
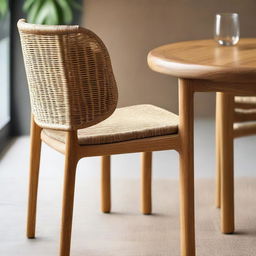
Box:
[104,211,170,218]
[232,229,256,237]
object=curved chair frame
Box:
[215,94,256,211]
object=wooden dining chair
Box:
[215,94,256,209]
[18,19,195,256]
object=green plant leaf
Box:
[36,0,60,25]
[69,0,82,10]
[23,0,35,12]
[27,0,44,24]
[23,0,81,25]
[34,1,54,24]
[0,0,8,17]
[57,0,73,24]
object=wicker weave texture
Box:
[43,104,179,145]
[17,19,118,131]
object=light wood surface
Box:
[60,131,78,256]
[216,93,256,211]
[192,80,256,95]
[215,93,221,209]
[41,132,181,157]
[141,152,152,215]
[148,38,256,82]
[27,117,42,238]
[178,79,196,256]
[219,94,235,234]
[101,156,111,213]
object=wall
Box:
[83,0,256,117]
[11,0,256,134]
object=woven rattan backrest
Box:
[17,19,118,131]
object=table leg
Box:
[219,93,234,234]
[215,93,221,208]
[178,79,196,256]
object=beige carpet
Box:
[1,176,256,256]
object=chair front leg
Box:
[60,131,78,256]
[27,116,42,238]
[141,152,152,215]
[101,155,111,213]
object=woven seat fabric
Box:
[235,96,256,105]
[43,104,179,145]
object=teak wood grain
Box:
[148,38,256,83]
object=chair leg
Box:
[141,152,152,215]
[219,93,235,234]
[178,79,196,256]
[101,155,111,213]
[60,131,78,256]
[215,93,221,208]
[27,117,42,239]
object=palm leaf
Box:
[27,0,44,24]
[69,0,82,10]
[36,0,60,25]
[57,0,73,24]
[23,0,34,12]
[23,0,81,25]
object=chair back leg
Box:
[101,155,111,213]
[141,152,152,214]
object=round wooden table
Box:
[148,38,256,256]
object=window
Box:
[0,4,10,152]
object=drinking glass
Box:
[214,13,240,46]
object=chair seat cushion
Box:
[43,104,179,145]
